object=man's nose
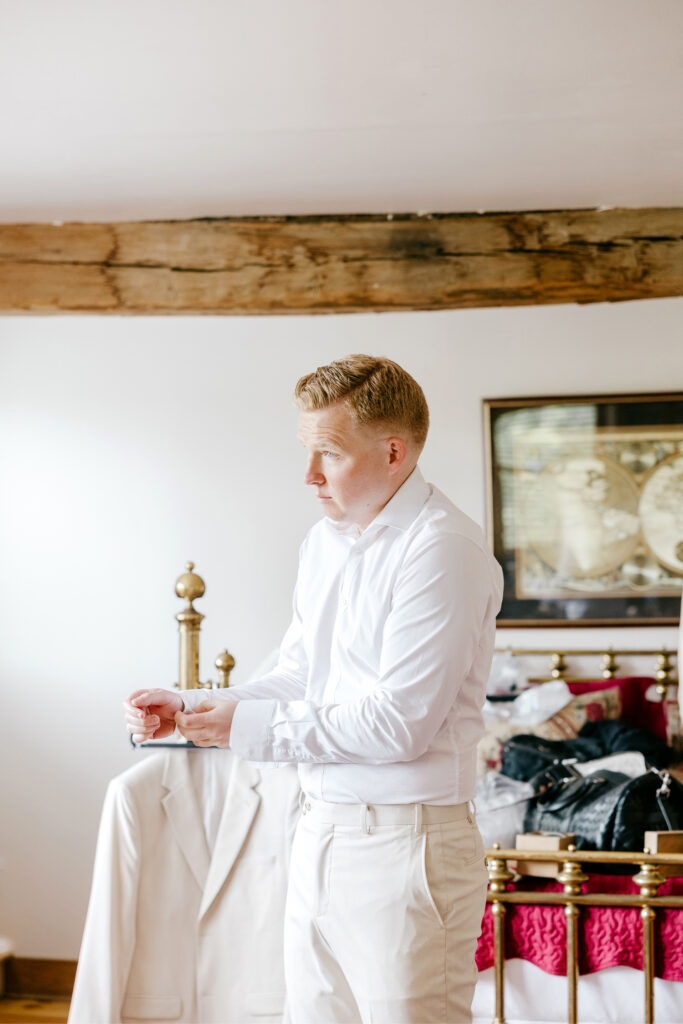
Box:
[304,457,325,486]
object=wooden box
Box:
[644,830,683,877]
[513,831,576,878]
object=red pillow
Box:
[566,677,667,741]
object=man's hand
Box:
[175,700,238,748]
[124,688,184,743]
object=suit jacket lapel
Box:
[161,751,211,894]
[198,756,261,920]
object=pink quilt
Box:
[476,874,683,980]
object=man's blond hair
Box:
[294,355,429,450]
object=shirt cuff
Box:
[181,688,245,711]
[180,689,211,712]
[229,699,280,761]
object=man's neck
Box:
[354,462,419,534]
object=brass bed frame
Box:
[483,647,681,1024]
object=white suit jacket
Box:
[69,751,300,1024]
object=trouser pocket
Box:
[421,818,484,925]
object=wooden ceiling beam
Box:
[1,208,682,314]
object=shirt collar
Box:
[322,466,431,541]
[370,465,431,533]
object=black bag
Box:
[523,767,683,852]
[500,734,602,782]
[579,720,673,769]
[501,720,674,784]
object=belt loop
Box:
[299,791,306,813]
[413,802,423,836]
[361,804,369,834]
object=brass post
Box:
[600,649,619,680]
[492,901,507,1024]
[634,861,664,1024]
[559,846,586,1024]
[654,649,674,699]
[565,904,580,1024]
[175,562,205,690]
[634,862,665,899]
[215,649,236,688]
[558,848,589,895]
[550,651,568,680]
[641,904,655,1024]
[487,844,513,1024]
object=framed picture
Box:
[484,392,683,627]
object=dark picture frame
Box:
[484,392,683,627]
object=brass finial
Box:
[216,649,236,688]
[175,561,206,690]
[175,561,206,608]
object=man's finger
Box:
[128,718,157,738]
[124,703,158,722]
[123,700,148,717]
[131,731,154,744]
[129,690,163,709]
[176,723,210,745]
[175,710,196,730]
[126,724,158,740]
[175,709,210,731]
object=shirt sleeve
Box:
[229,531,501,765]
[181,566,308,712]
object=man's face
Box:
[297,403,398,531]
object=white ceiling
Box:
[2,0,683,223]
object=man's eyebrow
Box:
[297,434,342,448]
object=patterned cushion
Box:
[566,676,674,743]
[477,686,623,776]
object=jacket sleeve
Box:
[68,777,140,1024]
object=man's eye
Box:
[322,450,339,459]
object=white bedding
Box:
[472,961,683,1024]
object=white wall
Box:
[4,0,683,221]
[0,298,681,957]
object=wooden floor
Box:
[0,999,69,1023]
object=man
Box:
[125,354,503,1023]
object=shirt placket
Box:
[325,539,366,703]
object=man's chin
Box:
[320,503,346,523]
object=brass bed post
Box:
[654,650,675,698]
[634,861,665,1024]
[558,848,588,1024]
[487,844,514,1024]
[175,561,206,690]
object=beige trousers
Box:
[283,799,488,1024]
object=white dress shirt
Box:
[183,467,503,805]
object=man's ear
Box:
[386,437,408,473]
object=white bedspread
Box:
[473,960,683,1024]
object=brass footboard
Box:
[484,846,683,1024]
